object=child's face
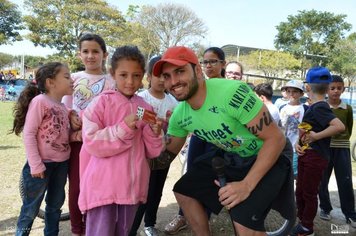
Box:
[148,74,165,93]
[202,51,225,79]
[78,40,108,73]
[328,82,344,100]
[281,89,289,99]
[52,66,74,96]
[112,60,144,97]
[286,87,303,102]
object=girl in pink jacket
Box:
[79,46,163,236]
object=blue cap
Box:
[305,67,332,84]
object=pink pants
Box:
[86,204,139,236]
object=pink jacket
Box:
[78,90,163,212]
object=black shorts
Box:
[173,141,292,231]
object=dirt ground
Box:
[0,154,355,236]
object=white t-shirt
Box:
[279,104,306,151]
[266,103,281,125]
[137,90,178,119]
[274,98,289,110]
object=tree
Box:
[0,52,14,69]
[274,10,352,66]
[23,0,126,57]
[241,50,300,81]
[0,0,24,45]
[23,55,46,69]
[131,3,207,55]
[327,36,356,85]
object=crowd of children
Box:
[9,40,356,236]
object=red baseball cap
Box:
[153,46,199,76]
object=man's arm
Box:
[243,105,285,192]
[218,105,285,209]
[165,134,187,155]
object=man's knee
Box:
[174,192,189,203]
[233,221,266,236]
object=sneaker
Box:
[346,217,356,228]
[164,215,187,235]
[290,223,314,236]
[143,226,159,236]
[319,210,331,221]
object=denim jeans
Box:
[16,160,68,236]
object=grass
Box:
[0,102,26,234]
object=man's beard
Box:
[175,74,199,101]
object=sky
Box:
[1,0,355,56]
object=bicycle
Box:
[18,174,70,221]
[264,209,295,236]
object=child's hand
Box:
[295,143,305,156]
[150,118,163,136]
[32,171,45,179]
[70,130,82,142]
[69,110,82,131]
[124,114,138,130]
[307,131,317,143]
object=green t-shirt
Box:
[168,79,264,158]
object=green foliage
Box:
[0,52,14,69]
[25,55,45,68]
[23,0,126,57]
[327,37,356,84]
[0,0,24,45]
[45,53,83,72]
[274,10,352,65]
[241,50,300,79]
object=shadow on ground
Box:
[0,145,20,150]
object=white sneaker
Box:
[164,215,187,235]
[319,210,331,221]
[143,226,159,236]
[347,217,356,228]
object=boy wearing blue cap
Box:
[290,67,345,236]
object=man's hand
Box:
[215,180,252,210]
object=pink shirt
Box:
[62,71,115,112]
[23,94,71,174]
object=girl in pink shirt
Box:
[62,33,115,236]
[79,46,163,236]
[11,62,74,235]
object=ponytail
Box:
[10,83,40,135]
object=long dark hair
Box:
[11,62,65,135]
